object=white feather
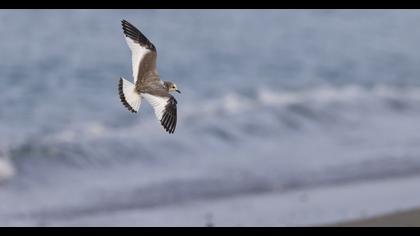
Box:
[121,78,141,112]
[125,37,150,83]
[142,93,169,121]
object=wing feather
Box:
[121,20,157,84]
[142,94,177,134]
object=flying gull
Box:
[118,20,180,134]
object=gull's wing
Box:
[121,20,159,85]
[142,94,177,134]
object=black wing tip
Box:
[121,21,136,33]
[121,20,130,30]
[162,121,176,133]
[118,78,137,114]
[121,19,137,30]
[121,20,136,32]
[160,97,177,134]
[120,19,157,51]
[160,119,174,134]
[161,114,176,134]
[121,19,130,25]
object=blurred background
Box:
[1,9,420,226]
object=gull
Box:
[118,20,180,134]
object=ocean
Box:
[1,9,420,226]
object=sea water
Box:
[1,9,420,226]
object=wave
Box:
[0,156,15,183]
[3,83,420,187]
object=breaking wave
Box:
[5,84,420,182]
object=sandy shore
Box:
[326,207,420,227]
[3,175,417,226]
[2,172,420,226]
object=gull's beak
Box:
[176,90,181,94]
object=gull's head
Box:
[164,81,181,94]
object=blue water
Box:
[1,9,420,225]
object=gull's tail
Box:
[118,78,141,113]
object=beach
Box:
[2,172,419,226]
[329,208,420,227]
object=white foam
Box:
[0,158,15,182]
[180,84,420,124]
[257,85,370,106]
[223,93,254,113]
[86,122,106,137]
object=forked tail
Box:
[118,78,141,113]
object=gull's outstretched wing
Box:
[121,20,159,85]
[142,93,177,134]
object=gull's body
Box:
[118,20,180,134]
